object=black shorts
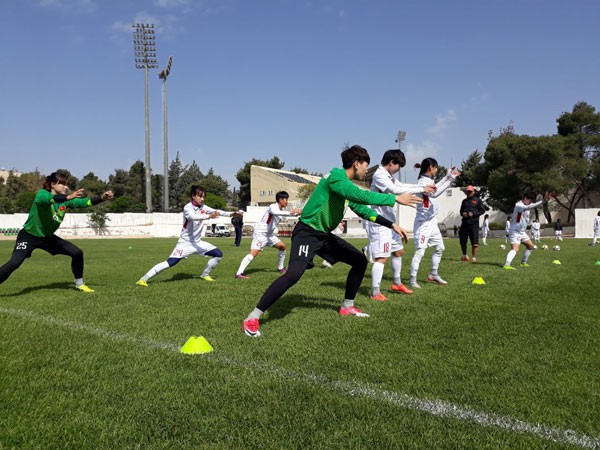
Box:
[289,221,363,269]
[459,223,480,246]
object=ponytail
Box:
[415,158,438,178]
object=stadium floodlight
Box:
[132,23,158,213]
[159,56,173,212]
[395,130,406,150]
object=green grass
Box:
[1,236,599,449]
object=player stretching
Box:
[409,158,460,288]
[235,191,300,279]
[503,191,549,269]
[242,145,421,337]
[136,185,234,285]
[365,149,436,301]
[0,171,113,292]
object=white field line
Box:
[1,307,598,449]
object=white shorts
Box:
[365,222,403,258]
[169,239,217,259]
[250,230,281,251]
[555,230,563,237]
[413,220,445,250]
[509,231,531,245]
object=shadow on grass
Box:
[2,282,74,297]
[265,294,339,323]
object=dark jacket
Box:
[231,215,243,227]
[460,195,486,225]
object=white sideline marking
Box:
[1,307,598,449]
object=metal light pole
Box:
[395,130,406,182]
[159,56,173,212]
[132,23,158,213]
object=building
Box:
[249,166,321,207]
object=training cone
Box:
[595,261,600,266]
[552,260,561,265]
[180,336,214,355]
[471,277,485,285]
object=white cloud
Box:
[427,109,457,136]
[39,0,96,12]
[154,0,191,7]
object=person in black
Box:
[459,185,486,263]
[231,212,244,246]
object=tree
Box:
[107,169,130,198]
[168,152,185,211]
[3,172,27,199]
[434,165,448,183]
[553,101,600,217]
[19,170,45,192]
[477,132,563,220]
[177,160,204,206]
[204,192,226,210]
[79,172,107,196]
[289,167,309,174]
[297,184,316,202]
[15,192,35,212]
[235,156,285,207]
[200,168,230,200]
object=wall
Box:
[0,213,236,239]
[575,208,600,238]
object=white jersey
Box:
[509,200,543,234]
[370,165,423,222]
[255,202,294,235]
[594,216,600,233]
[414,172,457,224]
[482,218,489,232]
[179,201,232,243]
[531,222,541,233]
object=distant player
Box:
[531,218,541,243]
[409,158,460,288]
[505,217,511,243]
[554,219,564,241]
[136,185,233,286]
[0,171,113,292]
[503,191,549,270]
[481,214,490,246]
[365,149,436,300]
[235,191,301,279]
[592,211,600,246]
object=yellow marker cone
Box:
[471,277,485,285]
[180,336,214,355]
[552,260,561,265]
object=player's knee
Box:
[206,248,223,258]
[166,258,181,267]
[71,247,84,259]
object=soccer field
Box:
[1,237,598,449]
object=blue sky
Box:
[1,0,598,188]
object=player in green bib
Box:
[0,171,113,292]
[242,145,422,337]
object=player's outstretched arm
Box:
[395,193,422,207]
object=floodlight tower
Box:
[395,130,406,149]
[132,23,158,213]
[395,130,407,182]
[159,56,173,212]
